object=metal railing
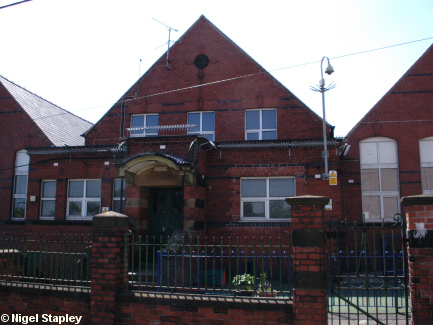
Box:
[125,233,292,298]
[0,232,91,286]
[326,218,410,324]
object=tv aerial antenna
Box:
[153,18,178,70]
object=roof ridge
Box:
[0,74,93,125]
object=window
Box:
[420,137,433,194]
[112,179,126,213]
[40,180,56,220]
[241,177,294,220]
[12,150,29,220]
[130,114,159,137]
[360,138,400,221]
[188,111,215,141]
[67,180,101,220]
[245,109,277,140]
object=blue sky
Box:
[1,0,432,136]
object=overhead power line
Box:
[9,35,433,122]
[0,0,32,10]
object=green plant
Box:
[257,273,272,292]
[232,273,255,291]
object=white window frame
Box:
[112,179,126,213]
[187,111,215,141]
[40,180,57,220]
[11,150,29,220]
[130,114,159,137]
[419,137,433,195]
[67,179,101,220]
[360,137,400,222]
[240,177,294,221]
[245,108,277,140]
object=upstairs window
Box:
[360,138,400,221]
[188,111,215,141]
[130,114,159,137]
[40,180,56,220]
[241,177,294,220]
[245,109,277,140]
[67,180,101,220]
[420,137,433,195]
[12,150,29,220]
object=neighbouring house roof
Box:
[0,75,93,146]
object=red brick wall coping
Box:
[285,195,330,206]
[401,195,433,207]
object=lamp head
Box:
[325,62,334,75]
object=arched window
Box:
[360,137,400,221]
[419,136,433,195]
[12,149,29,220]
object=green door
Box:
[148,188,183,243]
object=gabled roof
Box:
[0,75,93,146]
[344,43,433,140]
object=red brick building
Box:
[341,43,433,222]
[2,15,432,238]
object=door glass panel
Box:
[153,191,167,215]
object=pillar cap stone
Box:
[401,195,433,207]
[93,211,129,228]
[285,195,330,206]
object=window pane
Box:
[262,131,277,140]
[131,115,144,135]
[379,141,397,164]
[113,179,125,198]
[14,175,27,194]
[383,197,399,219]
[270,178,294,197]
[113,200,125,213]
[41,201,55,218]
[69,201,82,216]
[262,110,276,129]
[204,133,214,141]
[243,202,265,218]
[421,167,433,191]
[270,200,291,219]
[202,112,215,132]
[146,114,159,127]
[381,168,399,191]
[86,180,101,198]
[15,151,30,173]
[42,181,56,198]
[87,201,100,216]
[246,132,259,140]
[13,198,26,219]
[363,196,381,220]
[246,110,260,130]
[360,142,378,165]
[69,181,84,198]
[361,169,380,191]
[242,179,266,197]
[188,113,201,133]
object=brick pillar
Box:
[286,195,329,325]
[91,211,129,325]
[401,195,433,325]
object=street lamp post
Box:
[316,56,334,180]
